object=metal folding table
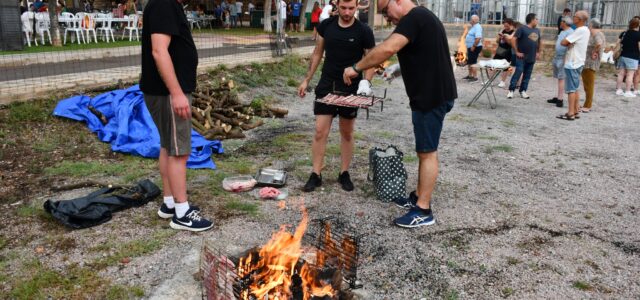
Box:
[467,66,508,109]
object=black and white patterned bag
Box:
[368,145,407,202]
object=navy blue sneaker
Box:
[394,191,418,209]
[157,203,200,219]
[169,208,213,232]
[394,207,435,228]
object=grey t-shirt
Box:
[515,25,541,63]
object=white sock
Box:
[163,196,175,209]
[175,202,190,218]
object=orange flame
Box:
[238,206,335,299]
[455,25,469,65]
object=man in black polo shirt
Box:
[297,0,375,193]
[344,0,457,228]
[140,0,213,231]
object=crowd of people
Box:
[464,10,640,120]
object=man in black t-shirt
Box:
[297,0,375,193]
[140,0,213,232]
[344,0,457,228]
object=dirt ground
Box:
[1,59,639,299]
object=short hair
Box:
[630,18,640,30]
[575,10,589,21]
[525,13,536,24]
[563,8,571,13]
[561,16,573,25]
[590,18,602,29]
[471,15,479,22]
[503,18,514,26]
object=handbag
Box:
[368,145,407,202]
[613,31,627,60]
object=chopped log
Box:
[203,126,226,140]
[88,105,109,125]
[191,118,206,134]
[221,123,232,133]
[211,112,241,126]
[240,119,264,130]
[51,180,136,192]
[226,128,245,139]
[191,109,205,124]
[269,107,289,117]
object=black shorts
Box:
[467,46,482,65]
[314,101,358,119]
[292,16,300,23]
[311,22,319,29]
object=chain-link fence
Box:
[420,0,639,29]
[0,1,315,103]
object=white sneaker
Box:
[507,91,514,99]
[635,90,640,95]
[497,81,506,88]
[624,91,637,98]
[520,91,530,99]
[615,89,624,96]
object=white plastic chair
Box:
[96,13,115,42]
[63,13,85,44]
[82,13,98,43]
[121,14,139,41]
[35,13,52,45]
[21,12,36,47]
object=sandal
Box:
[574,112,580,119]
[556,113,575,121]
[580,108,590,113]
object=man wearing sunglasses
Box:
[343,0,457,228]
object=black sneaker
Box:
[303,172,322,192]
[556,100,564,108]
[338,171,354,192]
[546,97,560,104]
[462,75,472,80]
[467,77,479,82]
[394,191,418,209]
[157,203,200,219]
[169,208,213,232]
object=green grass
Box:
[484,144,514,154]
[501,119,517,128]
[445,289,460,300]
[0,236,7,250]
[16,205,40,218]
[403,154,419,163]
[501,287,515,297]
[106,284,145,300]
[91,229,175,270]
[10,260,104,299]
[5,99,55,124]
[572,280,594,291]
[224,199,259,216]
[506,256,521,265]
[44,161,129,178]
[477,134,499,141]
[217,155,255,175]
[0,40,140,56]
[373,130,394,139]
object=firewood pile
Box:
[191,77,288,140]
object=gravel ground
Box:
[139,63,640,299]
[22,62,639,299]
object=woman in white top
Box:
[319,0,334,23]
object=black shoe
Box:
[546,97,560,104]
[394,191,418,209]
[169,208,213,232]
[556,100,564,108]
[303,172,322,192]
[462,75,472,80]
[467,77,479,82]
[157,203,200,219]
[338,171,354,192]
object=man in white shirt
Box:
[279,0,287,33]
[557,10,590,120]
[235,0,243,27]
[319,0,333,22]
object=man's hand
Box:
[343,66,359,86]
[171,93,191,120]
[471,46,476,52]
[298,79,309,98]
[382,63,401,82]
[516,51,524,59]
[536,52,541,60]
[356,79,372,96]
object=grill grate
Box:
[201,217,363,299]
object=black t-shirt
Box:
[315,17,375,98]
[514,25,540,63]
[619,30,640,60]
[140,0,198,95]
[498,29,514,50]
[393,7,457,112]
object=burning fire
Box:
[237,207,334,299]
[454,25,469,66]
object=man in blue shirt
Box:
[464,15,483,82]
[547,16,573,107]
[290,0,302,31]
[507,13,541,99]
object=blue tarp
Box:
[53,85,224,169]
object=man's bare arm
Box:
[151,33,191,119]
[298,36,325,97]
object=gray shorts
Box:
[144,94,192,156]
[552,57,566,79]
